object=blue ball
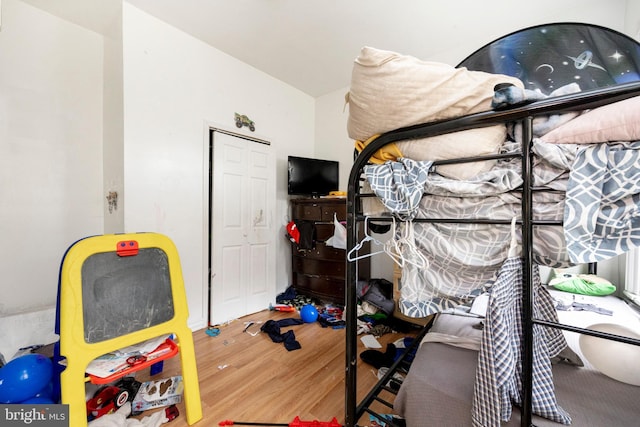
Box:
[20,396,55,404]
[31,380,54,400]
[0,354,53,404]
[300,304,318,323]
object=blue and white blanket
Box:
[364,140,575,318]
[364,140,640,318]
[564,141,640,263]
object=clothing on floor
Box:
[260,318,304,351]
[88,402,169,427]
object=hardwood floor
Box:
[132,309,418,427]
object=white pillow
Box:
[347,46,524,179]
[398,126,507,180]
[540,96,640,143]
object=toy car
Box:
[86,385,130,420]
[234,113,255,131]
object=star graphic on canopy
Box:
[610,50,624,62]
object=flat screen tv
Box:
[287,156,339,197]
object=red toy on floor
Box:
[219,416,342,427]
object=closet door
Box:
[210,131,275,325]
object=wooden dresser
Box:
[290,197,370,304]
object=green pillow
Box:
[549,274,616,296]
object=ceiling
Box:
[18,0,629,97]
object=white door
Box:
[210,131,276,325]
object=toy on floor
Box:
[299,304,318,323]
[87,401,178,427]
[86,385,130,420]
[0,353,54,403]
[269,303,296,312]
[219,416,342,426]
[206,327,221,337]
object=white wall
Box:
[625,1,640,41]
[121,3,315,330]
[314,89,352,193]
[0,0,104,359]
[315,88,396,281]
[103,1,125,234]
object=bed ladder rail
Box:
[355,322,432,426]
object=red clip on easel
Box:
[219,416,342,427]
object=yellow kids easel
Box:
[56,232,202,426]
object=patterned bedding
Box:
[364,138,572,317]
[363,94,640,319]
[564,141,640,263]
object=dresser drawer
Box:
[321,203,346,221]
[292,256,345,279]
[292,242,345,261]
[291,200,347,221]
[316,223,335,242]
[292,203,323,221]
[292,273,345,304]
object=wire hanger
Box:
[384,218,428,269]
[398,221,428,269]
[347,216,386,262]
[384,217,405,267]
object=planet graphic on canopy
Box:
[565,50,606,71]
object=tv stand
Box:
[289,198,370,304]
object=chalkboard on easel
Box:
[81,248,175,343]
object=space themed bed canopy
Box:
[458,22,640,93]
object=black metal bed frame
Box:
[344,81,640,427]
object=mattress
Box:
[394,292,640,426]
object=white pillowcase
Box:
[540,95,640,143]
[347,46,524,180]
[398,126,507,180]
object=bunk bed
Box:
[344,23,640,427]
